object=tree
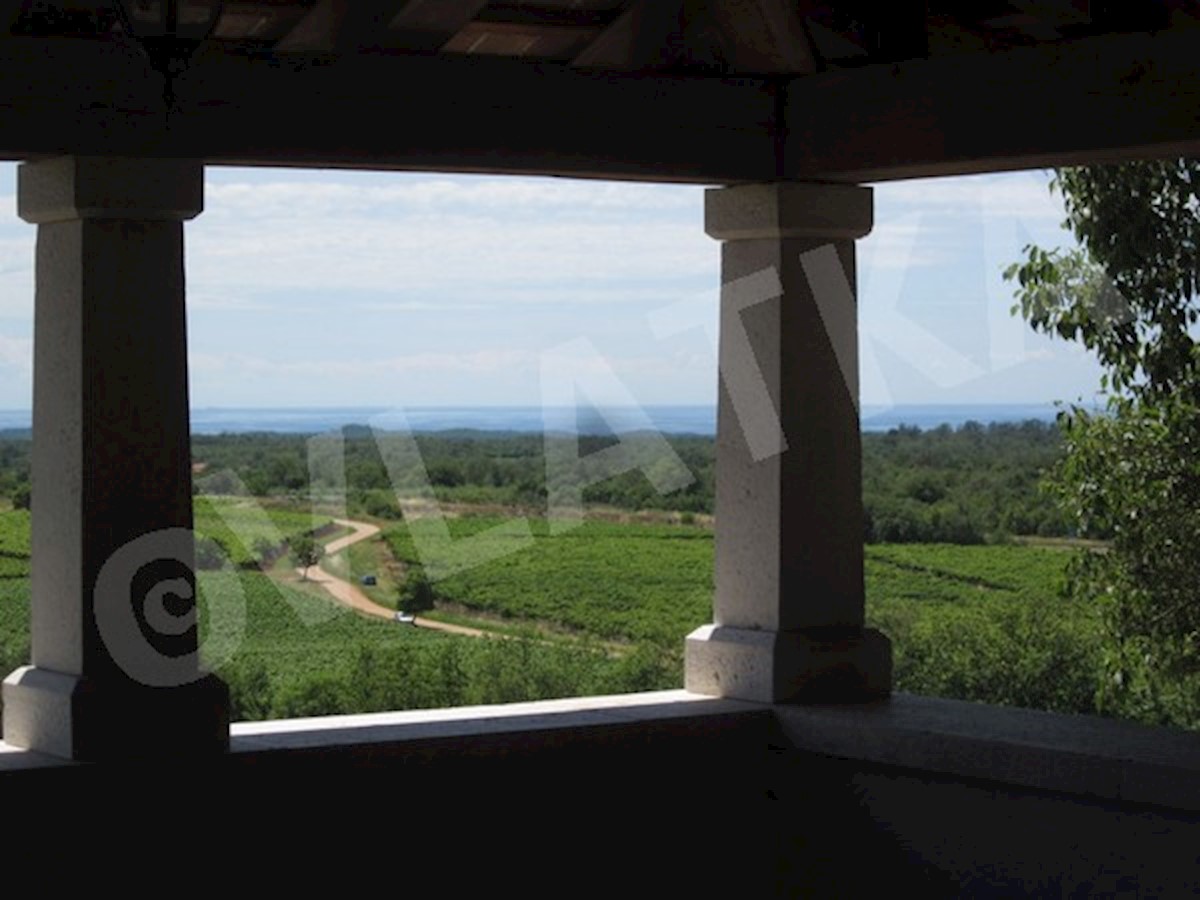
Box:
[397,567,436,615]
[1005,160,1200,728]
[252,536,278,568]
[289,534,323,581]
[194,536,228,571]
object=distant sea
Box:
[0,403,1067,436]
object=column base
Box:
[3,666,230,761]
[685,624,892,703]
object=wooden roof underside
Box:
[4,0,1200,182]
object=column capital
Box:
[705,181,873,241]
[18,156,204,224]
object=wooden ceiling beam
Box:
[783,26,1200,181]
[0,39,778,183]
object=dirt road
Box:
[297,517,489,638]
[324,518,380,555]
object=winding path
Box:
[298,518,488,638]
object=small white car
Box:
[394,612,416,625]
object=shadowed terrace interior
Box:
[0,1,1197,892]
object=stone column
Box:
[3,157,229,760]
[686,182,892,703]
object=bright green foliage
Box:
[1006,160,1200,729]
[0,438,29,510]
[867,545,1100,714]
[1008,163,1200,401]
[0,508,30,581]
[0,510,32,717]
[197,571,677,719]
[0,580,29,708]
[1049,399,1200,727]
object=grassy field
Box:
[383,516,1102,714]
[203,566,680,718]
[386,517,714,646]
[0,508,1105,720]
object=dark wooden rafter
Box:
[864,0,930,62]
[706,0,819,74]
[571,0,926,75]
[477,4,620,28]
[1087,0,1173,31]
[273,0,347,51]
[274,0,414,53]
[388,0,491,50]
[0,0,24,34]
[573,0,818,73]
[444,20,603,58]
[797,1,930,65]
[1004,0,1091,36]
[572,0,686,68]
[213,3,310,42]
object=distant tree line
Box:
[862,420,1070,544]
[0,419,1076,544]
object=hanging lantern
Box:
[116,1,225,106]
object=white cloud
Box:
[189,173,713,312]
[860,217,945,270]
[351,300,488,312]
[188,210,712,302]
[186,290,275,311]
[205,177,699,220]
[879,171,1066,222]
[190,348,536,380]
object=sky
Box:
[0,163,1106,411]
